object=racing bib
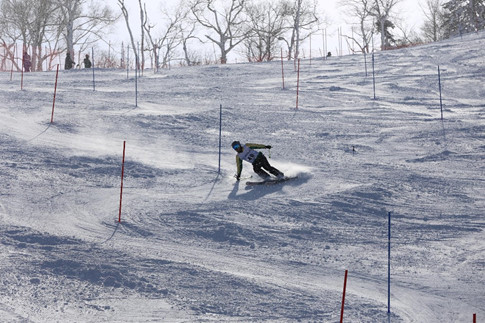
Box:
[238,145,260,164]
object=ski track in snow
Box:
[1,32,484,322]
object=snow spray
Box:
[51,64,59,123]
[340,269,348,323]
[119,141,126,222]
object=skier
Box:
[232,141,284,181]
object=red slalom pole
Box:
[51,64,59,123]
[340,269,348,323]
[118,141,126,223]
[21,59,24,90]
[473,313,476,323]
[21,43,25,90]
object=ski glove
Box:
[266,145,272,149]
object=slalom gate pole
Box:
[473,313,476,323]
[296,58,300,109]
[118,141,126,223]
[309,36,312,66]
[51,64,59,123]
[20,44,26,90]
[340,269,348,323]
[10,44,16,81]
[218,104,222,174]
[372,53,376,100]
[324,29,327,61]
[388,211,391,315]
[438,65,443,121]
[281,48,285,90]
[135,44,139,107]
[21,54,24,90]
[92,47,96,91]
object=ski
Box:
[246,176,297,186]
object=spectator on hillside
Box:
[23,52,32,72]
[83,54,92,68]
[65,52,75,70]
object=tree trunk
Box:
[118,0,139,70]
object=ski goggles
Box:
[232,143,241,150]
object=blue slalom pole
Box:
[388,211,391,315]
[438,65,443,121]
[218,104,222,174]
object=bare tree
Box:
[118,0,138,69]
[279,0,319,60]
[56,0,117,59]
[180,15,200,66]
[143,1,186,70]
[393,17,423,46]
[190,0,249,64]
[0,0,58,71]
[138,0,145,71]
[370,0,401,50]
[421,0,445,41]
[244,0,292,61]
[339,0,373,53]
[1,0,116,71]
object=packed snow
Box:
[1,31,484,322]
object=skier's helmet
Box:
[231,141,241,150]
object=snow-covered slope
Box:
[1,32,484,322]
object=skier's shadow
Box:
[228,176,307,201]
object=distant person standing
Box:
[83,54,92,68]
[65,52,75,70]
[23,51,32,72]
